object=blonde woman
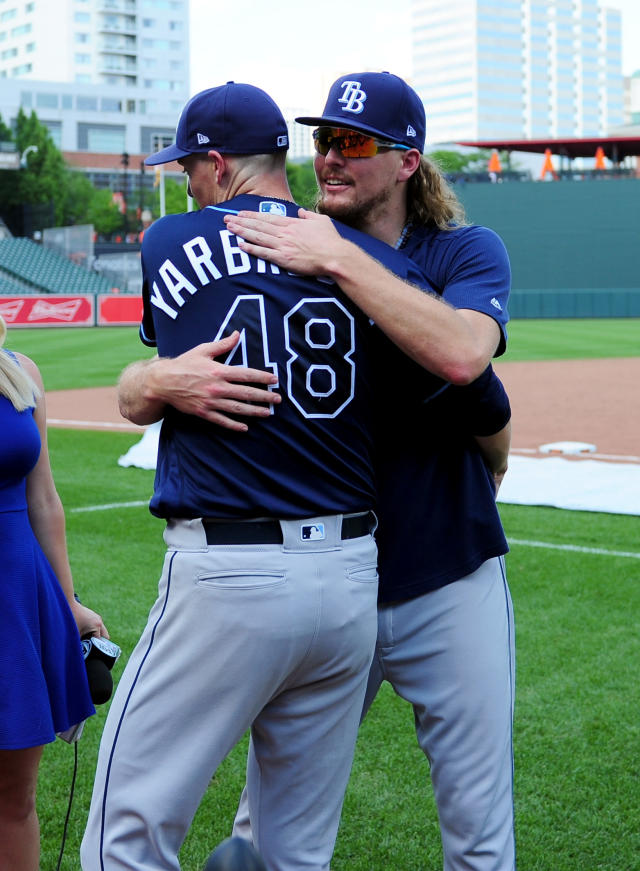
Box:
[0,316,108,871]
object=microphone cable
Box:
[56,740,79,871]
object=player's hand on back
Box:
[162,332,281,430]
[224,209,343,276]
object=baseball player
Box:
[80,83,437,871]
[224,72,516,871]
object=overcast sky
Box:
[190,0,640,113]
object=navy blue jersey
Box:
[139,194,433,520]
[375,223,512,603]
[403,223,510,353]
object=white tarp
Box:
[118,424,640,517]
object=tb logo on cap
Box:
[339,81,366,115]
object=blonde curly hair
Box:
[0,315,39,411]
[406,155,467,230]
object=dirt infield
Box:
[45,357,640,463]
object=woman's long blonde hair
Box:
[0,315,40,411]
[406,155,467,230]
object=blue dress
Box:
[0,363,95,749]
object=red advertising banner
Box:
[0,295,94,326]
[97,294,143,326]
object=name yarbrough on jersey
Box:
[146,228,359,420]
[148,229,332,320]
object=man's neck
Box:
[227,174,293,204]
[357,208,409,248]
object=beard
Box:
[315,184,393,232]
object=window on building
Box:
[11,23,31,35]
[25,41,34,52]
[75,32,90,42]
[74,12,90,22]
[1,46,17,59]
[77,95,98,111]
[43,120,62,148]
[36,92,58,108]
[12,63,32,74]
[62,94,72,109]
[78,122,126,153]
[0,9,16,21]
[75,73,91,83]
[101,97,122,112]
[75,52,91,64]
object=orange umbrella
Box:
[488,149,502,173]
[594,146,606,169]
[540,148,558,180]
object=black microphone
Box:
[81,636,121,705]
[84,657,114,705]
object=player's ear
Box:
[208,150,227,184]
[397,148,421,182]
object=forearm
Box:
[224,210,501,382]
[316,240,496,383]
[118,357,169,425]
[474,421,511,493]
[28,490,75,605]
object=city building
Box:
[412,0,625,144]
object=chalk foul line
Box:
[68,501,640,560]
[508,537,640,560]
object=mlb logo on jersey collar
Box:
[259,201,287,215]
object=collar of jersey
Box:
[205,194,295,216]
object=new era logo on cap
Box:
[197,132,210,144]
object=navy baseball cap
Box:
[296,71,426,152]
[145,82,289,166]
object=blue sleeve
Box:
[440,364,511,436]
[139,222,162,348]
[439,226,510,355]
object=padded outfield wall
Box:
[454,178,640,318]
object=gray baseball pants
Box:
[365,556,516,870]
[235,556,515,870]
[81,515,378,871]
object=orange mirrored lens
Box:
[313,128,380,158]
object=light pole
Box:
[121,152,129,239]
[20,145,38,168]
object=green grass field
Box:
[6,319,639,870]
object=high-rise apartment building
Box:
[412,0,624,144]
[0,0,189,159]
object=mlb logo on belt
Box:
[301,523,325,541]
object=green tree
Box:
[61,171,97,227]
[146,175,190,219]
[286,159,317,209]
[428,148,514,174]
[87,188,123,236]
[11,108,70,225]
[0,114,12,143]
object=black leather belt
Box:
[202,512,374,546]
